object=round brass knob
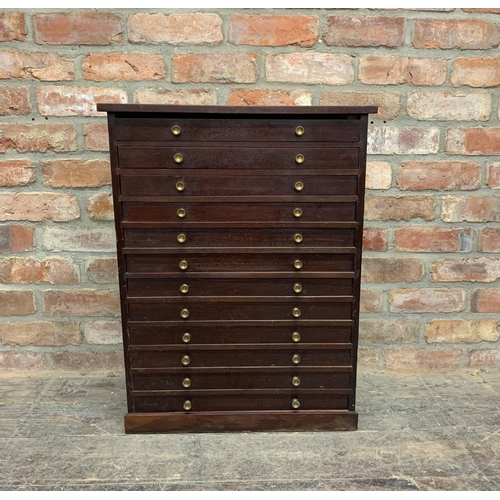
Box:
[294,259,303,270]
[294,181,304,192]
[293,283,302,294]
[174,153,183,164]
[183,400,192,411]
[292,331,301,342]
[182,355,191,366]
[177,233,187,243]
[292,376,301,387]
[292,398,300,409]
[292,354,301,364]
[293,208,302,218]
[182,377,191,388]
[181,308,189,319]
[292,307,301,318]
[176,181,185,192]
[182,332,191,343]
[179,260,188,270]
[177,208,186,218]
[295,126,304,137]
[294,233,303,244]
[295,154,305,164]
[172,125,181,136]
[180,284,189,294]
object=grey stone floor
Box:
[1,370,500,490]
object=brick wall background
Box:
[1,8,500,374]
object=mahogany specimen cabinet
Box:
[97,104,377,433]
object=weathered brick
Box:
[413,19,500,49]
[129,13,222,45]
[360,289,382,312]
[365,195,435,221]
[0,321,81,346]
[0,290,35,316]
[407,91,491,121]
[0,193,79,222]
[0,159,35,186]
[266,53,354,85]
[366,161,392,189]
[462,9,500,13]
[37,86,127,117]
[49,351,124,371]
[43,289,120,317]
[34,12,122,45]
[87,193,114,221]
[42,159,111,188]
[431,258,500,282]
[0,257,78,285]
[359,56,446,86]
[471,289,500,313]
[229,14,318,47]
[0,123,77,153]
[0,351,43,371]
[86,258,118,284]
[394,227,472,253]
[0,225,34,252]
[173,53,257,84]
[487,163,500,188]
[363,227,388,251]
[442,196,500,222]
[83,53,166,81]
[426,320,500,343]
[84,321,122,345]
[324,16,404,47]
[83,124,109,151]
[357,348,381,369]
[321,91,400,121]
[389,288,466,313]
[479,228,500,253]
[362,258,424,283]
[0,12,27,41]
[134,88,218,105]
[368,127,440,155]
[227,89,311,106]
[446,128,500,155]
[397,161,481,191]
[386,348,462,372]
[451,58,500,88]
[468,348,500,368]
[0,86,30,115]
[43,227,115,252]
[0,50,74,81]
[359,319,420,343]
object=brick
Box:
[229,14,318,47]
[321,91,400,121]
[84,321,122,345]
[366,161,392,189]
[394,227,472,253]
[0,160,35,186]
[426,320,500,343]
[407,91,491,121]
[0,225,34,252]
[0,257,78,285]
[0,12,27,41]
[227,89,311,106]
[83,124,109,151]
[359,319,420,343]
[129,13,222,45]
[0,50,74,81]
[413,19,500,49]
[471,289,500,313]
[462,9,500,13]
[134,88,218,106]
[451,58,500,88]
[49,351,124,371]
[86,258,118,284]
[359,289,382,312]
[468,349,500,368]
[324,16,404,47]
[0,86,30,115]
[0,193,79,222]
[83,53,165,82]
[479,228,500,253]
[368,127,440,155]
[266,53,353,85]
[431,258,500,282]
[0,321,81,346]
[365,195,435,221]
[34,12,121,45]
[386,348,462,372]
[0,123,77,153]
[362,258,424,283]
[0,351,43,371]
[357,348,381,369]
[363,228,388,251]
[446,128,500,155]
[87,193,114,221]
[397,161,481,191]
[389,288,466,313]
[487,163,500,188]
[37,86,127,117]
[173,53,257,84]
[0,290,35,316]
[42,159,111,188]
[358,56,446,86]
[43,289,120,317]
[43,227,115,252]
[442,196,500,223]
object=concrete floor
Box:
[1,370,500,490]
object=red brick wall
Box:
[1,9,499,373]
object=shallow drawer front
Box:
[114,117,360,143]
[128,324,352,345]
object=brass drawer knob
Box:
[292,376,301,387]
[180,284,189,294]
[183,400,192,411]
[292,398,300,409]
[292,307,301,318]
[292,354,301,364]
[176,181,185,192]
[172,125,181,136]
[174,153,183,164]
[177,208,186,218]
[182,332,191,343]
[295,126,304,137]
[292,331,301,342]
[294,233,303,244]
[182,377,191,388]
[294,181,304,192]
[293,283,302,294]
[181,308,189,319]
[293,208,302,218]
[179,260,188,270]
[294,259,302,270]
[182,355,191,366]
[295,154,305,164]
[177,233,187,243]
